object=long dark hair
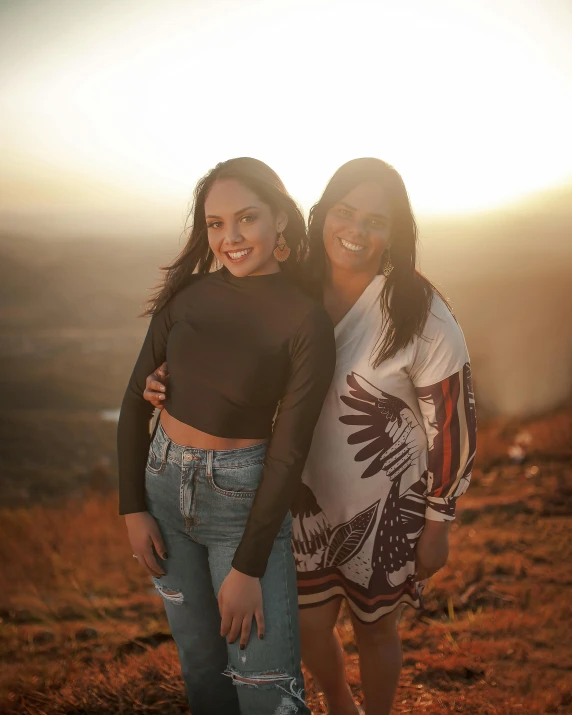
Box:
[305,157,449,367]
[146,157,308,315]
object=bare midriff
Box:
[160,409,267,450]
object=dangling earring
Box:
[273,232,291,263]
[382,249,393,276]
[211,253,222,271]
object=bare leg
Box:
[299,598,359,715]
[350,606,403,715]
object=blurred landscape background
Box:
[1,184,571,715]
[2,183,571,508]
[1,0,571,712]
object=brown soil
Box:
[1,409,571,714]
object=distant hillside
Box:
[418,183,572,271]
[1,183,571,416]
[0,235,180,331]
[417,185,572,417]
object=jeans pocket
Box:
[146,443,166,474]
[208,462,263,498]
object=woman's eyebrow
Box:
[337,201,356,212]
[337,201,389,221]
[206,205,260,219]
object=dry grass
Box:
[1,409,571,714]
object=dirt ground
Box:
[1,408,571,714]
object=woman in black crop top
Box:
[117,158,335,714]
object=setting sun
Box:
[1,0,571,223]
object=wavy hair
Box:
[146,157,308,315]
[304,158,449,367]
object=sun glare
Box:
[1,0,571,219]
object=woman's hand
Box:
[218,568,265,649]
[143,362,169,409]
[125,511,168,577]
[415,519,450,581]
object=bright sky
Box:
[1,0,572,227]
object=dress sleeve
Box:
[117,304,173,515]
[410,296,477,522]
[231,307,336,577]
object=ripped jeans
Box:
[145,421,310,715]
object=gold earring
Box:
[273,232,291,263]
[382,249,393,276]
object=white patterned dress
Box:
[292,275,477,623]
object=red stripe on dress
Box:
[440,372,461,498]
[416,371,463,499]
[297,572,417,607]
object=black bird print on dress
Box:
[339,372,428,588]
[370,472,427,589]
[321,500,380,569]
[292,486,382,573]
[291,483,332,571]
[339,372,424,480]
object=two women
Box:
[136,157,477,714]
[118,158,335,715]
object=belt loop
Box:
[150,415,160,443]
[206,449,213,477]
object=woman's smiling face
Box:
[322,181,392,274]
[205,178,287,277]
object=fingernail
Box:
[259,634,264,640]
[159,395,165,400]
[239,644,245,650]
[160,386,166,392]
[162,552,168,559]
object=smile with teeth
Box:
[225,247,253,261]
[339,237,366,252]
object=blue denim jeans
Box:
[145,422,310,715]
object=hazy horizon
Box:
[1,179,572,243]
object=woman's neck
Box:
[323,265,378,327]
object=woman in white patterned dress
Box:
[143,158,477,715]
[291,159,476,715]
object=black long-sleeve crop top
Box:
[117,267,336,577]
